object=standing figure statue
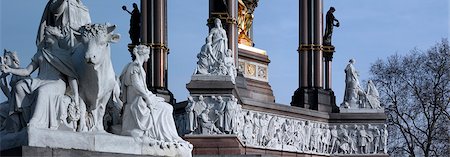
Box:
[323,7,339,46]
[366,80,381,109]
[342,59,365,108]
[37,0,91,47]
[1,26,79,130]
[185,96,197,134]
[224,95,238,134]
[120,45,187,145]
[122,3,141,45]
[208,18,228,63]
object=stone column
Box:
[313,0,323,88]
[292,0,335,112]
[323,46,335,90]
[141,0,174,103]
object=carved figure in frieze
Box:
[358,125,370,154]
[295,121,306,152]
[224,95,238,134]
[185,96,197,134]
[372,126,381,154]
[382,124,388,154]
[330,125,339,154]
[242,111,254,145]
[303,121,312,151]
[199,107,221,134]
[257,113,269,146]
[338,125,350,154]
[214,96,226,131]
[349,124,358,154]
[322,124,331,154]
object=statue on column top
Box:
[122,3,141,45]
[323,7,339,46]
[238,0,259,46]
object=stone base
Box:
[339,108,384,113]
[291,88,338,113]
[186,75,236,95]
[2,146,161,157]
[1,127,192,157]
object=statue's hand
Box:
[0,65,10,74]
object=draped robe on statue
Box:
[37,0,91,46]
[12,46,77,129]
[120,62,183,143]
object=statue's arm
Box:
[2,61,38,77]
[69,77,79,105]
[130,71,152,103]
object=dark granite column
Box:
[141,0,174,103]
[292,0,336,112]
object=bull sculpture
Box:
[74,24,122,132]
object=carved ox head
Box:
[77,24,120,67]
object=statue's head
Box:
[214,18,222,28]
[133,45,150,62]
[133,3,138,9]
[330,7,336,12]
[349,58,355,64]
[3,49,20,68]
[199,95,204,101]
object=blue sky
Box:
[1,0,448,105]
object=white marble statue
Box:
[120,45,188,147]
[366,80,381,109]
[358,125,369,154]
[199,107,221,134]
[382,124,388,154]
[230,109,388,155]
[214,96,226,131]
[37,0,91,47]
[193,18,236,82]
[185,96,197,134]
[341,59,382,111]
[1,26,79,130]
[0,50,27,132]
[224,95,238,134]
[330,125,338,154]
[75,24,122,132]
[195,37,213,75]
[342,59,365,108]
[373,126,381,154]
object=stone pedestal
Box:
[291,88,337,113]
[186,75,237,96]
[237,44,275,104]
[1,127,192,157]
